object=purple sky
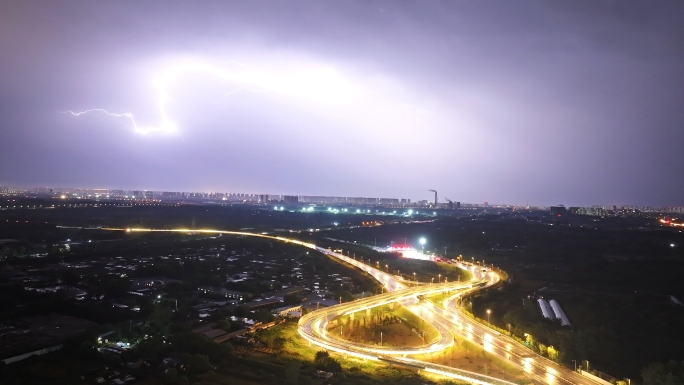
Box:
[1,1,683,206]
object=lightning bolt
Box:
[64,59,272,135]
[64,57,437,136]
[62,109,151,134]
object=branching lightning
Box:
[64,56,438,137]
[62,109,148,133]
[63,59,279,135]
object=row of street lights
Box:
[349,240,608,382]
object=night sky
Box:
[1,1,683,206]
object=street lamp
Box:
[380,331,383,346]
[487,309,491,323]
[438,274,441,283]
[413,272,416,282]
[420,237,426,253]
[431,277,434,285]
[572,360,577,371]
[385,264,389,272]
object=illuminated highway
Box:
[98,228,601,385]
[311,249,601,385]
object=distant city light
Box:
[420,237,426,245]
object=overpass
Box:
[98,227,602,385]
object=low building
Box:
[261,286,305,300]
[272,305,302,318]
[201,329,228,340]
[1,314,96,364]
[243,298,282,310]
[198,286,244,301]
[302,299,340,312]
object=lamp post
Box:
[572,360,577,371]
[413,272,416,282]
[438,274,441,283]
[380,331,383,346]
[420,237,426,254]
[487,309,491,323]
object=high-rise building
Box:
[283,195,299,203]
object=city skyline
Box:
[3,184,684,213]
[1,2,684,207]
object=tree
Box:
[172,332,232,362]
[272,337,286,352]
[285,361,301,385]
[333,290,355,303]
[216,319,231,331]
[180,353,211,374]
[147,305,173,336]
[234,306,249,318]
[254,309,275,323]
[547,345,559,361]
[284,294,303,305]
[642,361,684,385]
[165,368,178,383]
[77,340,97,358]
[137,337,167,362]
[314,351,342,373]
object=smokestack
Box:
[428,190,437,207]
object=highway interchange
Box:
[104,228,602,385]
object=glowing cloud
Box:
[64,57,357,135]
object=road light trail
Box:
[92,227,601,385]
